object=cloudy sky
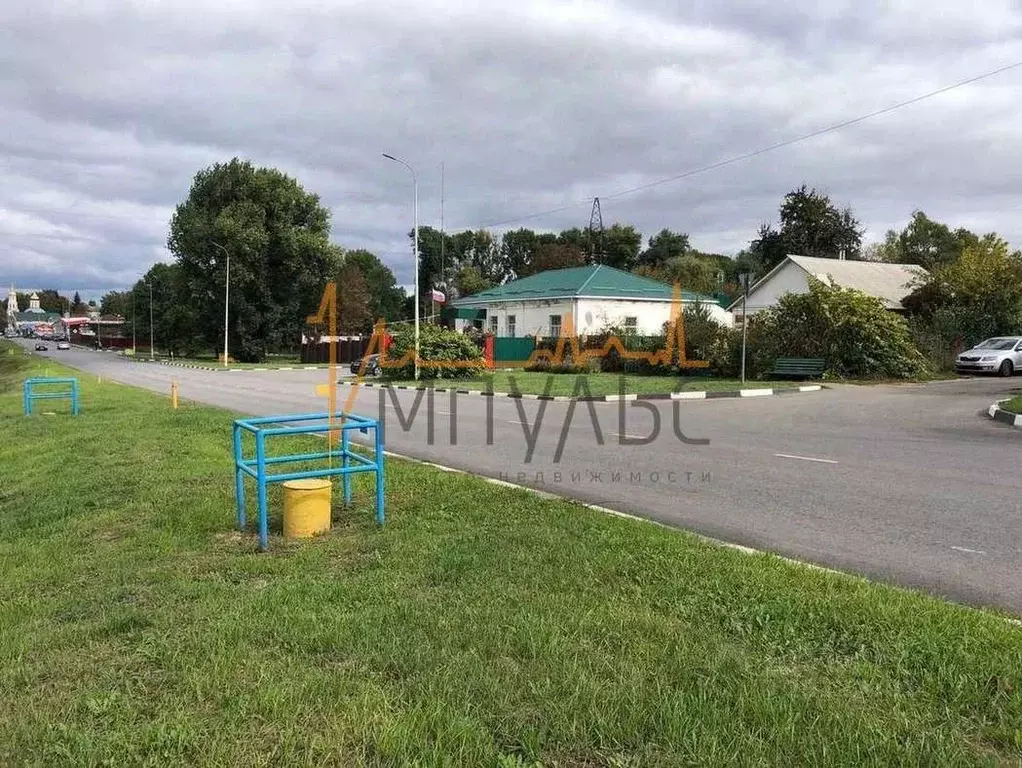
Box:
[2,0,1022,297]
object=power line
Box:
[472,58,1022,229]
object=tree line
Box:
[18,158,1017,363]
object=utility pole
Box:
[382,153,419,379]
[440,161,445,301]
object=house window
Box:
[624,316,637,334]
[507,315,516,338]
[489,315,498,334]
[549,314,562,337]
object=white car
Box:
[955,337,1022,376]
[56,341,71,350]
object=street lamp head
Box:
[382,153,397,161]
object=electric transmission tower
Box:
[587,197,604,263]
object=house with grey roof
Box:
[727,255,928,318]
[447,264,732,337]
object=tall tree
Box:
[168,158,335,362]
[557,227,588,256]
[752,185,864,271]
[638,228,690,268]
[532,242,586,273]
[129,262,202,355]
[876,211,978,271]
[70,291,87,315]
[414,225,448,312]
[100,290,130,317]
[905,235,1022,345]
[600,223,643,271]
[637,255,718,295]
[337,263,372,334]
[342,249,405,323]
[35,289,67,313]
[501,228,539,279]
[454,265,494,297]
[449,229,507,285]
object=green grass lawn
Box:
[381,371,805,396]
[126,353,316,370]
[1001,395,1022,414]
[2,342,1021,765]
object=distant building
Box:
[447,264,732,337]
[728,255,929,318]
[5,286,62,335]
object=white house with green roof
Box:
[448,265,732,337]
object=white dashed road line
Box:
[773,453,839,465]
[950,546,987,555]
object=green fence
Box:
[493,336,536,363]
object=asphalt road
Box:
[20,340,1022,614]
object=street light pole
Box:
[148,281,154,360]
[132,288,136,356]
[382,153,419,380]
[212,242,230,367]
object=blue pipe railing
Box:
[232,411,385,550]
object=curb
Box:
[988,400,1022,428]
[337,380,823,403]
[123,359,331,372]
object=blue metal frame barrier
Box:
[232,411,385,550]
[23,377,80,416]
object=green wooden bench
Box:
[770,357,825,379]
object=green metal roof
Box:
[451,265,711,306]
[13,311,61,322]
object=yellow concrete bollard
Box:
[171,379,179,409]
[282,479,332,539]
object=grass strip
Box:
[1,341,1020,765]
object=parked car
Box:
[34,343,49,351]
[955,336,1022,376]
[350,353,382,376]
[56,341,71,350]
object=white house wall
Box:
[575,298,732,332]
[462,299,575,337]
[458,297,732,336]
[739,261,809,316]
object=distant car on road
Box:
[350,353,382,377]
[956,336,1022,376]
[56,341,71,350]
[34,343,49,351]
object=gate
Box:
[493,336,536,364]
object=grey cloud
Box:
[2,0,1022,293]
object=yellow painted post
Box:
[171,379,179,409]
[282,479,332,539]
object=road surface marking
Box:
[671,391,706,400]
[773,453,838,464]
[950,546,987,555]
[617,433,650,441]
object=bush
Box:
[383,323,486,380]
[757,279,927,379]
[680,304,720,364]
[705,316,774,378]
